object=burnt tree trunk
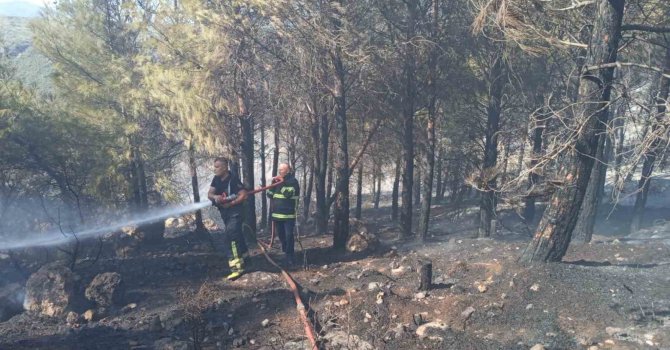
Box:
[520,0,624,264]
[302,162,314,224]
[435,147,444,202]
[355,163,363,219]
[479,53,505,238]
[523,114,545,223]
[400,1,418,238]
[331,54,350,251]
[374,169,382,209]
[574,129,608,242]
[392,157,401,221]
[188,140,204,231]
[312,99,330,235]
[418,261,433,291]
[238,95,257,237]
[260,124,268,229]
[419,0,439,242]
[630,45,670,233]
[272,114,280,177]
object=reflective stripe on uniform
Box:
[272,213,296,219]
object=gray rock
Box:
[530,344,545,350]
[85,272,125,307]
[24,263,75,317]
[416,320,449,341]
[324,331,374,349]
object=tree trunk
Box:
[400,1,418,238]
[630,45,670,233]
[523,114,545,222]
[355,163,363,219]
[374,169,382,209]
[435,147,444,202]
[479,53,505,238]
[302,162,314,224]
[260,124,268,229]
[520,0,624,264]
[188,140,204,231]
[331,47,350,251]
[611,113,626,200]
[272,114,280,177]
[312,99,330,235]
[419,0,439,242]
[414,164,421,206]
[392,157,401,221]
[238,96,257,236]
[573,130,608,242]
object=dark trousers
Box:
[220,215,248,260]
[274,219,295,260]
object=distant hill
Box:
[0,15,52,93]
[0,2,42,18]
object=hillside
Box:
[0,15,52,93]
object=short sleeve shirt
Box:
[210,173,245,217]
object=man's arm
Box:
[208,186,221,204]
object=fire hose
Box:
[221,176,319,349]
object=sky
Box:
[0,0,45,6]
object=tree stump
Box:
[419,261,432,291]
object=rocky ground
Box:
[0,201,669,350]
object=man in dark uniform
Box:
[207,157,249,280]
[267,163,300,266]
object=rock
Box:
[588,346,599,350]
[23,263,75,317]
[233,336,247,347]
[530,344,545,350]
[416,320,449,341]
[388,323,407,339]
[262,319,270,327]
[346,219,379,253]
[530,283,540,292]
[153,338,189,350]
[526,304,533,310]
[83,309,97,322]
[283,340,311,350]
[414,292,427,300]
[391,265,410,277]
[85,272,125,307]
[477,284,488,293]
[461,306,475,319]
[0,283,25,321]
[232,271,282,289]
[66,311,80,325]
[324,330,374,349]
[122,303,138,313]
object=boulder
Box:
[85,272,125,307]
[23,263,75,317]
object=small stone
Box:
[414,292,427,300]
[122,303,138,313]
[322,265,328,269]
[588,346,599,350]
[249,339,255,345]
[228,327,234,335]
[416,320,449,341]
[261,319,270,327]
[66,312,80,325]
[368,282,382,292]
[477,284,488,293]
[337,299,349,306]
[604,339,615,345]
[461,306,475,319]
[530,283,540,292]
[526,304,533,310]
[605,327,623,336]
[232,337,247,347]
[83,309,96,322]
[530,344,545,350]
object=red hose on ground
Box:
[257,240,319,350]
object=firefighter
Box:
[267,163,300,266]
[207,157,249,280]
